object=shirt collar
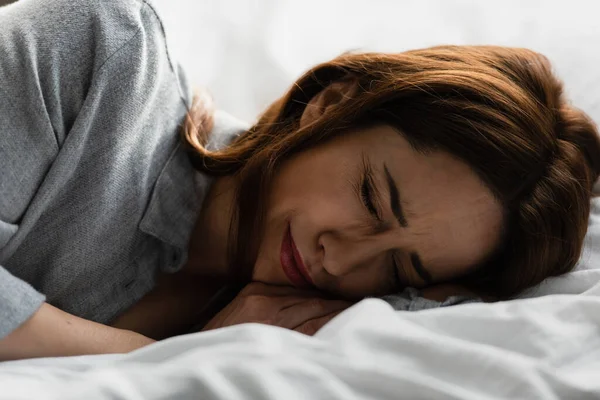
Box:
[139,111,248,270]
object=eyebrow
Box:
[383,163,433,284]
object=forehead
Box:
[359,125,505,280]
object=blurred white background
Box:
[154,0,600,123]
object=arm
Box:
[0,303,154,361]
[0,0,171,356]
[110,273,230,340]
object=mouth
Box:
[280,224,315,289]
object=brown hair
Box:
[182,45,600,298]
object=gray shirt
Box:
[0,0,244,338]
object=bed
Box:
[2,271,600,399]
[2,0,600,398]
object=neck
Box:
[183,175,238,278]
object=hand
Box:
[203,282,353,335]
[111,272,226,340]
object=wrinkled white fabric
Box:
[1,292,600,400]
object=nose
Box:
[317,229,391,277]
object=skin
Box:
[186,82,505,300]
[251,124,504,298]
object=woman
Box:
[1,0,599,361]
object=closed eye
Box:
[359,155,384,223]
[355,155,432,288]
[361,174,381,220]
[391,252,430,289]
[391,255,403,289]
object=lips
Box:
[280,225,314,289]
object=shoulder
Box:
[1,0,170,68]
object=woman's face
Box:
[251,124,505,298]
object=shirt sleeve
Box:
[0,0,166,338]
[0,267,45,338]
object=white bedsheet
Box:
[2,290,600,400]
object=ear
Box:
[299,79,359,128]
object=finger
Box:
[278,298,352,329]
[242,281,323,297]
[294,310,345,336]
[281,297,352,312]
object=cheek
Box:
[267,155,360,222]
